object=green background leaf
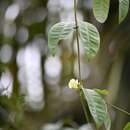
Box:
[93,0,110,23]
[48,22,74,56]
[119,0,129,23]
[123,122,130,130]
[79,21,100,60]
[94,89,109,95]
[81,88,108,128]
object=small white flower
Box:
[68,79,80,89]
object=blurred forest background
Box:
[0,0,130,130]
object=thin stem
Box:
[74,0,81,81]
[73,0,89,123]
[109,103,130,116]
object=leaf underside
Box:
[81,88,108,128]
[48,22,74,55]
[119,0,129,23]
[93,0,110,23]
[104,114,111,130]
[79,21,100,60]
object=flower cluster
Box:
[68,79,80,89]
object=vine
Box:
[48,0,130,130]
[74,0,81,81]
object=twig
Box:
[108,103,130,116]
[74,0,81,81]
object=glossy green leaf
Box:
[48,22,74,55]
[93,0,110,23]
[94,89,109,95]
[123,122,130,130]
[104,114,111,130]
[119,0,129,23]
[79,21,100,60]
[81,88,108,128]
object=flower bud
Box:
[68,79,80,89]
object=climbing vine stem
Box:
[74,0,81,81]
[73,0,89,123]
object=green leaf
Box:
[81,88,108,128]
[94,89,109,95]
[104,114,111,130]
[123,122,130,130]
[119,0,129,23]
[79,21,100,60]
[93,0,110,23]
[48,22,74,56]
